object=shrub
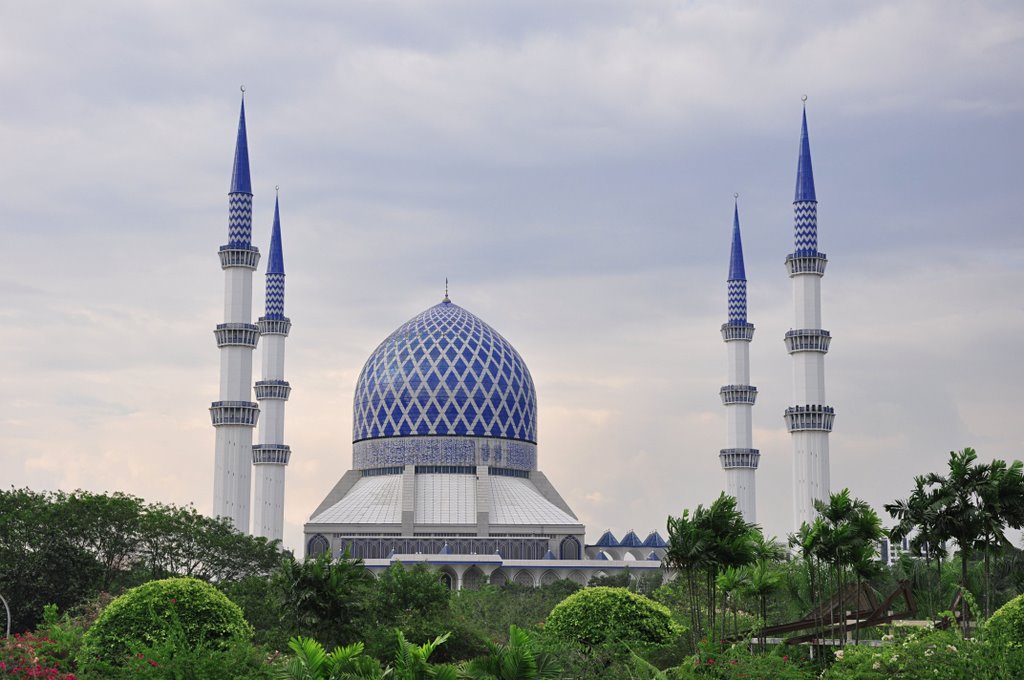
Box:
[545,587,680,647]
[823,627,1024,680]
[78,577,253,666]
[986,593,1024,643]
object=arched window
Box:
[307,534,329,558]
[560,536,581,560]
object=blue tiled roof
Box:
[595,530,619,547]
[544,549,556,560]
[439,543,452,555]
[230,98,252,195]
[595,551,609,560]
[728,201,746,282]
[642,531,667,548]
[267,195,285,274]
[795,107,816,202]
[620,530,643,547]
[353,301,537,443]
[647,551,661,560]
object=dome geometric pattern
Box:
[353,301,537,443]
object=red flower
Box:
[783,655,790,661]
[149,660,159,667]
[707,659,715,664]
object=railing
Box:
[784,404,835,432]
[218,246,260,269]
[214,323,259,348]
[784,329,832,353]
[719,448,761,469]
[258,317,292,335]
[209,401,260,427]
[720,322,755,341]
[252,444,291,465]
[255,380,291,400]
[720,385,758,405]
[785,253,828,276]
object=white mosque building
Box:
[208,95,832,587]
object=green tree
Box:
[371,563,450,625]
[273,551,373,647]
[78,576,253,667]
[545,587,678,648]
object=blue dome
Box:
[353,300,537,444]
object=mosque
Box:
[208,95,833,588]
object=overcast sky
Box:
[3,1,1023,553]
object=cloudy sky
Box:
[3,1,1023,553]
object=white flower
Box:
[872,661,881,670]
[925,649,934,656]
[835,650,844,659]
[882,634,894,641]
[890,654,899,663]
[946,644,957,652]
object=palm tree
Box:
[716,566,747,641]
[276,637,390,679]
[886,475,946,616]
[975,458,1024,617]
[927,448,988,632]
[460,625,561,680]
[664,508,711,646]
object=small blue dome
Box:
[353,300,537,443]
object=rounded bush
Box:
[545,586,679,647]
[79,577,253,664]
[986,593,1024,643]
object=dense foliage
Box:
[0,487,282,631]
[545,586,679,647]
[78,577,253,665]
[5,446,1024,678]
[985,592,1024,643]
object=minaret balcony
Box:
[784,329,832,354]
[719,385,758,405]
[210,401,260,427]
[719,448,760,469]
[253,444,291,465]
[258,317,292,336]
[785,253,828,276]
[255,380,291,400]
[214,323,260,348]
[218,245,261,270]
[784,404,835,432]
[720,322,755,341]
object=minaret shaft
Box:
[786,105,833,531]
[720,201,758,524]
[212,98,259,534]
[253,195,291,542]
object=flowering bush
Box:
[823,628,1024,680]
[0,632,76,679]
[669,641,814,679]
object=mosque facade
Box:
[208,95,831,586]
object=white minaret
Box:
[719,197,759,524]
[253,192,292,541]
[211,94,260,532]
[784,101,834,530]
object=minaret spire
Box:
[784,100,834,531]
[211,92,261,533]
[254,188,293,542]
[720,195,759,523]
